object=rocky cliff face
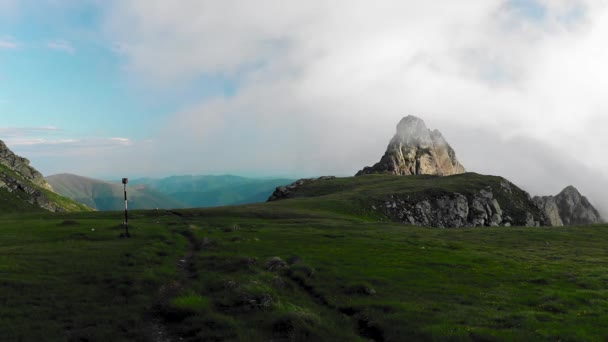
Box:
[372,179,545,228]
[269,174,546,228]
[0,140,52,190]
[532,196,564,226]
[356,116,465,176]
[534,186,602,226]
[0,140,65,212]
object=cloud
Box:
[0,0,17,14]
[89,1,608,211]
[0,37,18,50]
[4,138,78,146]
[108,137,132,146]
[0,126,62,136]
[46,39,75,54]
[1,127,137,176]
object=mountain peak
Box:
[356,116,465,176]
[558,185,581,197]
[395,115,431,144]
[534,185,602,226]
[0,140,52,190]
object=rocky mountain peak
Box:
[394,115,433,146]
[356,116,465,176]
[533,185,602,226]
[0,139,76,212]
[558,185,580,197]
[0,140,52,190]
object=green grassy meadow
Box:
[2,177,608,341]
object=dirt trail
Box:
[288,273,385,341]
[146,221,198,342]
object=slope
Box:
[268,173,546,227]
[0,143,91,213]
[3,196,608,340]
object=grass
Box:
[1,174,608,340]
[168,208,608,341]
[0,211,186,341]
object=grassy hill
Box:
[46,173,186,210]
[267,173,544,226]
[2,174,608,340]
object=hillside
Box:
[0,141,90,213]
[46,173,186,210]
[268,173,546,227]
[2,192,608,340]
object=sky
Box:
[1,0,608,214]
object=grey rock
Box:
[371,181,545,228]
[265,257,289,272]
[356,115,465,176]
[533,196,564,226]
[0,140,64,212]
[0,140,52,190]
[556,186,602,225]
[267,176,336,201]
[534,186,602,226]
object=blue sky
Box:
[0,1,238,142]
[0,3,146,139]
[2,0,608,214]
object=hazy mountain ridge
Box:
[47,174,295,210]
[130,175,295,208]
[46,173,186,210]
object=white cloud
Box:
[0,37,18,50]
[0,0,17,14]
[46,39,75,54]
[0,126,61,136]
[109,137,132,146]
[94,1,608,211]
[4,138,78,146]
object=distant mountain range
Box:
[46,173,294,211]
[45,174,184,210]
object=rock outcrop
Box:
[269,173,546,228]
[373,180,545,228]
[532,196,564,226]
[268,176,336,201]
[356,116,465,176]
[0,140,52,190]
[534,186,602,226]
[0,172,59,211]
[0,140,85,212]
